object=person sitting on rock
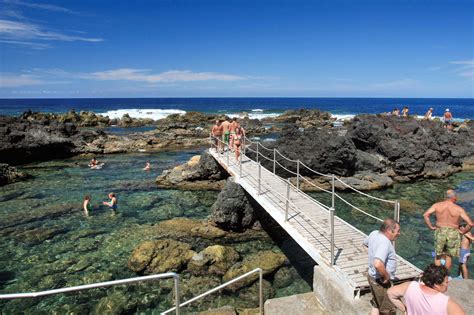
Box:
[424,107,434,120]
[401,107,409,117]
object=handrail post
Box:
[332,174,335,209]
[239,154,242,178]
[256,142,259,163]
[296,160,300,191]
[258,162,261,195]
[259,269,263,315]
[285,178,290,221]
[273,148,276,174]
[394,200,400,221]
[174,276,180,315]
[227,146,230,165]
[330,207,335,266]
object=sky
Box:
[0,0,473,98]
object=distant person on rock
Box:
[363,218,400,315]
[387,264,465,315]
[423,189,474,272]
[83,195,92,217]
[424,107,434,120]
[221,118,231,150]
[401,107,409,117]
[102,193,117,214]
[457,223,474,279]
[443,109,453,129]
[211,120,223,153]
[143,161,151,171]
[391,108,400,116]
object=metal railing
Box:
[0,273,181,314]
[210,133,401,265]
[1,267,265,314]
[161,268,263,314]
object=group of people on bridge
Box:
[211,117,246,161]
[366,189,472,315]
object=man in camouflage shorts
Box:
[424,189,474,272]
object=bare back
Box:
[211,124,223,136]
[432,200,465,228]
[222,121,230,132]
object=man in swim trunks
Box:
[229,117,239,151]
[210,120,223,153]
[221,118,231,150]
[443,109,453,129]
[423,189,474,272]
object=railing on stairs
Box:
[210,134,401,266]
[0,268,264,314]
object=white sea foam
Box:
[252,109,264,112]
[98,109,186,120]
[332,114,355,121]
[227,112,280,120]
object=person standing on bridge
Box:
[423,189,474,272]
[211,120,223,153]
[364,218,400,315]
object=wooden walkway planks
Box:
[209,149,421,295]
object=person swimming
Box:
[102,193,117,213]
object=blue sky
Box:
[0,0,473,98]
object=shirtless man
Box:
[423,189,474,271]
[210,120,223,153]
[221,118,231,150]
[229,118,239,151]
[443,109,453,129]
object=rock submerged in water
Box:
[156,217,227,240]
[188,245,240,276]
[128,239,196,274]
[223,250,287,292]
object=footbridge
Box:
[209,136,421,299]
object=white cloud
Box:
[0,73,43,87]
[368,79,419,89]
[85,69,244,82]
[0,19,103,42]
[0,39,50,49]
[2,0,75,14]
[449,59,474,78]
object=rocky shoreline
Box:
[2,109,473,191]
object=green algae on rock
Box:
[128,239,196,274]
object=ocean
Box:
[0,97,473,121]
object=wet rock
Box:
[210,179,257,231]
[237,279,274,305]
[128,239,195,274]
[92,291,129,315]
[13,226,68,245]
[273,266,299,288]
[334,172,393,191]
[272,109,334,128]
[223,251,287,292]
[179,275,221,302]
[0,163,27,186]
[188,245,240,276]
[156,152,229,190]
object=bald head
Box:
[446,189,457,201]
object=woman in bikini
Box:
[233,127,243,161]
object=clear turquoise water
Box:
[0,150,473,313]
[0,151,311,314]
